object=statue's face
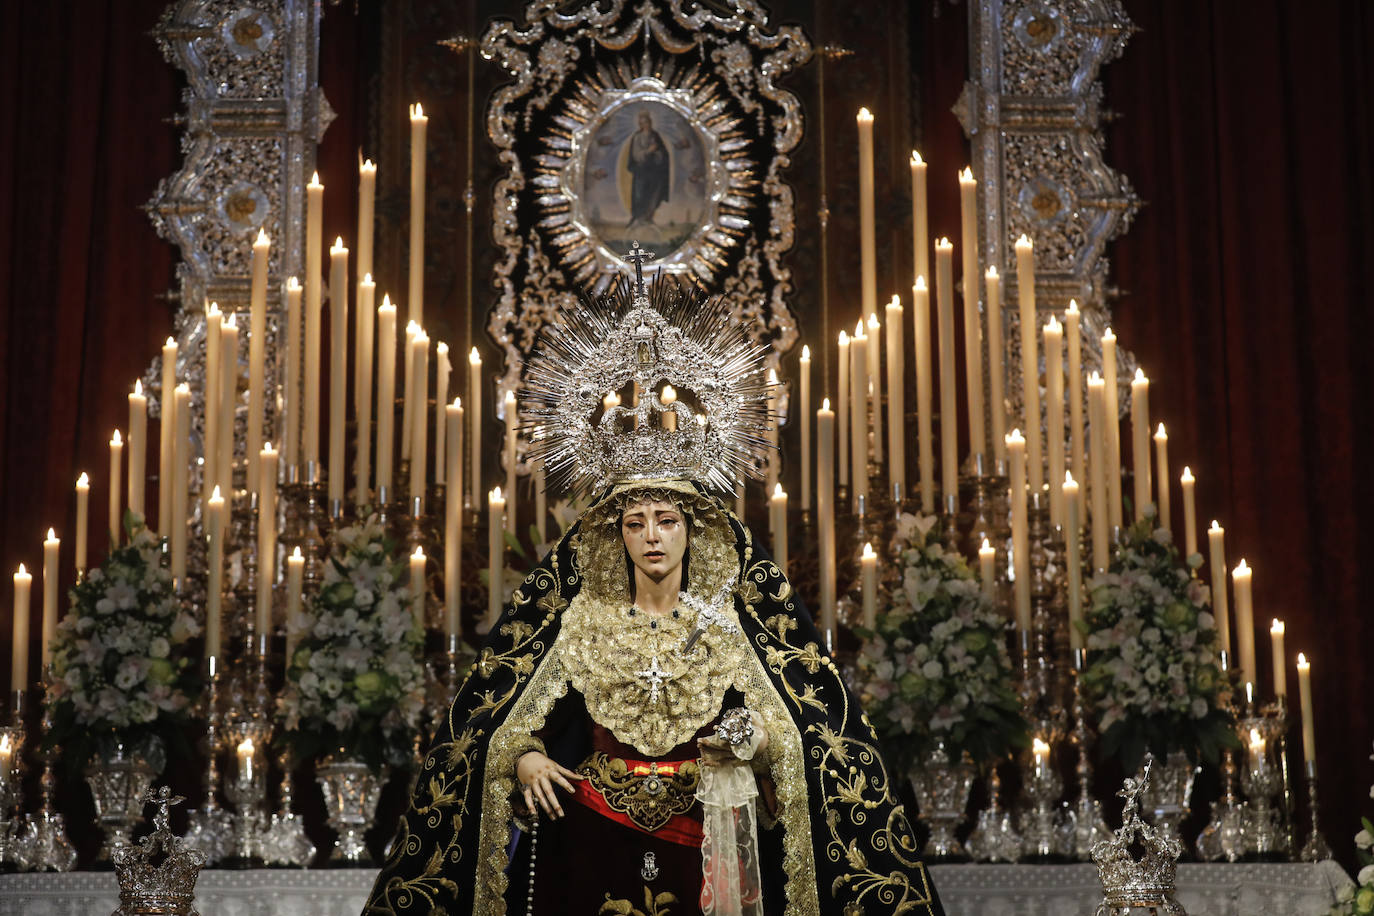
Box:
[620,499,688,585]
[638,112,652,130]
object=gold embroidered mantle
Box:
[559,591,752,756]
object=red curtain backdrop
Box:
[1108,0,1374,851]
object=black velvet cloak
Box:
[363,483,944,915]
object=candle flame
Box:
[360,157,376,171]
[362,272,374,284]
[133,379,143,396]
[379,294,392,311]
[985,265,998,279]
[1134,367,1147,382]
[176,382,190,394]
[1249,727,1262,747]
[914,276,927,291]
[981,537,992,551]
[310,171,321,187]
[910,150,924,165]
[1006,428,1025,444]
[822,397,831,410]
[1103,327,1116,341]
[292,546,303,559]
[166,336,176,347]
[959,166,974,182]
[767,368,779,383]
[861,542,876,559]
[210,485,223,501]
[1066,299,1079,315]
[491,486,504,501]
[1297,652,1308,666]
[207,301,220,316]
[0,734,9,753]
[856,106,873,121]
[1032,737,1049,754]
[77,472,89,487]
[1235,558,1250,574]
[867,314,880,330]
[854,319,864,336]
[1045,315,1061,332]
[1210,519,1221,530]
[469,347,481,364]
[111,430,123,445]
[333,236,346,250]
[661,385,676,404]
[935,237,952,249]
[413,545,425,559]
[1016,234,1033,248]
[263,441,275,453]
[239,737,254,755]
[411,102,425,118]
[1155,423,1167,438]
[437,341,449,356]
[838,330,848,345]
[801,344,810,359]
[1271,618,1284,634]
[504,390,516,404]
[773,483,784,498]
[15,564,27,576]
[1181,466,1193,481]
[1246,682,1254,704]
[1065,470,1076,484]
[46,528,56,541]
[452,396,462,409]
[1088,371,1102,383]
[286,276,300,290]
[256,227,270,245]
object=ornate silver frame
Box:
[480,0,811,401]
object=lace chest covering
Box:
[559,592,750,756]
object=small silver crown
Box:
[1091,756,1187,916]
[523,243,773,495]
[112,786,206,916]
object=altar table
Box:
[0,861,1355,915]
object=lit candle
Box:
[410,546,427,629]
[979,537,996,603]
[128,380,147,521]
[1014,235,1044,495]
[1102,328,1122,528]
[375,297,397,500]
[850,321,869,511]
[1180,467,1197,558]
[357,157,377,281]
[1043,316,1064,526]
[1296,653,1316,762]
[1007,429,1031,633]
[1153,424,1171,530]
[11,565,31,693]
[247,228,270,492]
[204,304,221,504]
[860,542,877,629]
[171,385,191,583]
[218,314,238,496]
[468,348,483,510]
[355,274,376,504]
[986,267,1006,466]
[108,430,124,545]
[285,547,304,658]
[233,737,255,785]
[771,484,789,574]
[206,486,226,661]
[401,321,418,463]
[434,342,451,484]
[1248,727,1266,773]
[445,397,464,642]
[912,278,934,511]
[837,331,850,489]
[304,173,324,473]
[1130,369,1151,521]
[503,391,517,533]
[409,103,428,328]
[159,336,178,534]
[935,239,958,506]
[857,109,877,327]
[328,237,350,507]
[910,151,929,293]
[766,369,781,491]
[1086,374,1110,571]
[487,487,506,627]
[283,279,302,472]
[1064,302,1085,491]
[41,530,59,669]
[75,473,89,576]
[799,347,811,510]
[1270,619,1287,698]
[817,401,837,645]
[866,314,883,465]
[885,297,905,496]
[958,167,986,465]
[1208,521,1231,656]
[1232,559,1257,690]
[1032,737,1050,778]
[410,331,430,513]
[0,734,11,775]
[256,443,278,643]
[1063,472,1083,652]
[661,384,678,432]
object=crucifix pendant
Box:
[634,655,675,704]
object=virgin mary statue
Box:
[363,252,945,916]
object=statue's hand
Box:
[516,750,585,820]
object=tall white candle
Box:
[1269,619,1287,698]
[850,322,869,511]
[860,542,877,629]
[109,430,123,545]
[910,151,929,293]
[355,274,376,505]
[128,381,148,520]
[799,346,812,511]
[285,547,304,659]
[468,348,483,511]
[503,391,517,533]
[41,530,59,669]
[857,110,877,325]
[247,229,270,491]
[885,297,906,497]
[1232,559,1257,691]
[328,238,349,507]
[1296,653,1316,762]
[204,304,221,503]
[837,331,850,489]
[1153,424,1170,529]
[935,240,958,507]
[817,401,836,645]
[375,297,397,500]
[771,484,789,574]
[866,314,883,465]
[986,267,1006,466]
[256,443,278,642]
[1130,368,1151,521]
[410,546,427,629]
[958,168,986,465]
[411,332,430,512]
[159,337,178,534]
[1014,235,1044,496]
[913,278,934,511]
[1208,521,1231,657]
[1063,472,1083,651]
[75,473,90,576]
[357,158,377,280]
[1065,301,1086,492]
[1043,316,1064,527]
[401,321,417,463]
[206,486,226,661]
[1181,467,1197,558]
[1086,374,1110,571]
[1007,430,1031,633]
[218,315,238,497]
[171,385,191,583]
[409,103,428,328]
[11,565,31,693]
[979,538,996,603]
[434,343,450,485]
[1102,328,1122,528]
[487,487,506,627]
[304,173,324,473]
[445,398,464,641]
[283,280,302,473]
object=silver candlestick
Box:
[25,669,75,871]
[965,763,1021,862]
[1062,652,1111,860]
[0,723,22,869]
[1197,650,1245,862]
[184,659,231,864]
[1019,739,1065,859]
[1298,760,1332,862]
[1240,723,1284,857]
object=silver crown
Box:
[112,786,206,916]
[523,243,773,495]
[1091,756,1187,916]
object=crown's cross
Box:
[635,654,676,704]
[144,785,185,835]
[623,241,656,297]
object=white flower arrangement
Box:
[47,515,200,770]
[1330,742,1374,915]
[277,514,425,772]
[1080,512,1236,770]
[853,513,1027,771]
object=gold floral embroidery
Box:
[577,752,701,832]
[600,887,679,916]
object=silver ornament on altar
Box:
[1092,756,1187,916]
[316,757,382,864]
[112,786,205,916]
[909,742,976,859]
[522,245,774,497]
[85,742,159,863]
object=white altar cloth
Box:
[0,860,1354,915]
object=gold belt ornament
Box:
[577,752,701,832]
